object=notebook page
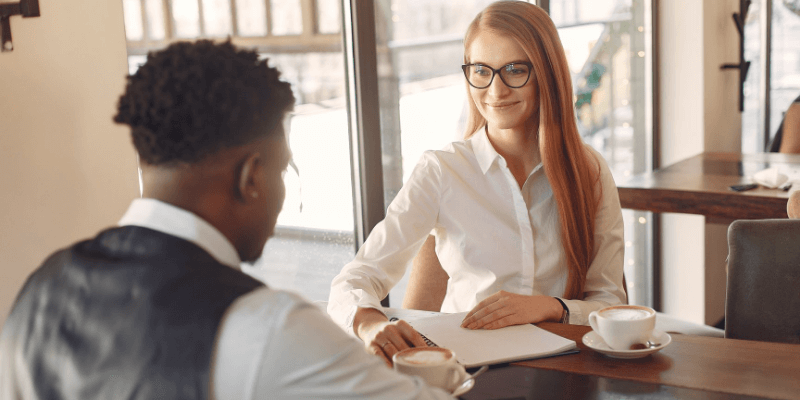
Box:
[406,312,577,367]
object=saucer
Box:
[582,330,671,359]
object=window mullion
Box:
[139,0,149,42]
[265,0,272,36]
[230,0,239,37]
[196,0,206,36]
[759,0,772,150]
[341,0,385,250]
[164,0,175,39]
[300,0,316,37]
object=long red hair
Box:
[463,1,601,299]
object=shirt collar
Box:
[118,198,242,269]
[470,126,545,178]
[471,126,501,175]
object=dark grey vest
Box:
[4,226,264,400]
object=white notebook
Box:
[388,310,577,368]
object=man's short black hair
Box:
[114,40,295,165]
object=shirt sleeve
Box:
[560,147,627,325]
[327,152,443,332]
[212,288,453,400]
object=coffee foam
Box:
[398,349,451,365]
[600,307,652,321]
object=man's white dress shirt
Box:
[0,198,452,400]
[328,129,626,331]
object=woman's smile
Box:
[486,101,519,108]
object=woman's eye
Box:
[474,67,490,76]
[506,65,527,75]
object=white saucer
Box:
[582,330,671,359]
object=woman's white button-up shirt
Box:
[328,129,626,331]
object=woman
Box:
[769,94,800,153]
[327,1,626,366]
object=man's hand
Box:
[354,308,428,367]
[460,291,562,330]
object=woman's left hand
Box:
[460,291,563,330]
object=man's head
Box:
[114,40,295,262]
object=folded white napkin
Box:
[752,167,789,189]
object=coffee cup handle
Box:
[446,364,467,392]
[588,311,600,333]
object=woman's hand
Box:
[354,308,428,367]
[460,291,563,330]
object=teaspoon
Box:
[452,365,488,396]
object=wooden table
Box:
[462,323,800,400]
[616,152,800,220]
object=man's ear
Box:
[237,152,261,203]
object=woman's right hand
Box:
[354,307,428,367]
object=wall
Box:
[0,0,139,326]
[702,0,743,327]
[658,0,741,325]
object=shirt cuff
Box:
[334,303,387,336]
[558,298,585,325]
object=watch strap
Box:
[553,297,570,324]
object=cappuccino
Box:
[393,347,466,392]
[600,307,652,321]
[396,348,452,365]
[589,305,657,351]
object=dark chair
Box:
[725,219,800,344]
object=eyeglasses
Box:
[461,62,533,89]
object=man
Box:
[0,40,451,399]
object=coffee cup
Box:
[588,305,656,351]
[393,347,466,392]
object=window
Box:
[549,0,654,305]
[743,0,800,152]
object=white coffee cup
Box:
[588,305,656,351]
[393,347,466,392]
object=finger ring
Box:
[380,341,391,349]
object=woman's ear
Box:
[237,152,262,203]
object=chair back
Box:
[726,219,800,344]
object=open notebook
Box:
[386,309,578,368]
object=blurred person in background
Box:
[769,94,800,153]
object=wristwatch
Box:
[553,297,570,324]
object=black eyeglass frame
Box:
[461,62,534,89]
